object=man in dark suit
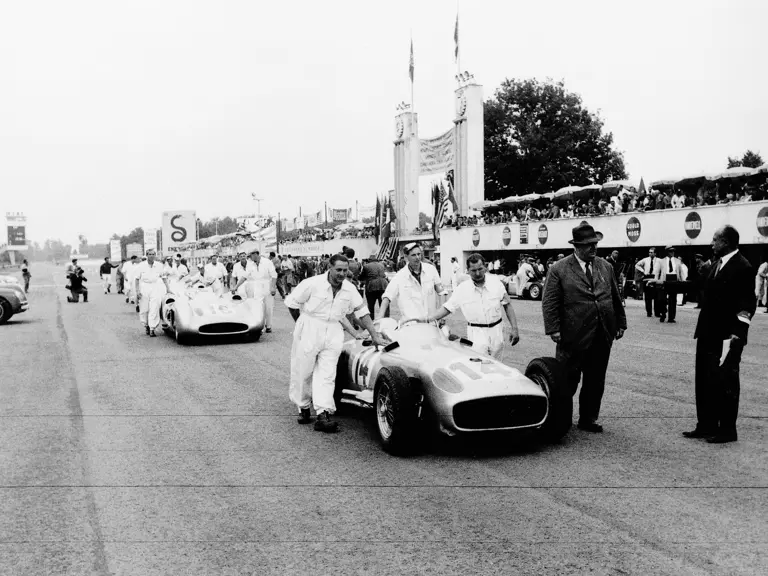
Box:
[684,225,756,444]
[542,223,627,433]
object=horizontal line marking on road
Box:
[1,485,766,490]
[0,540,764,545]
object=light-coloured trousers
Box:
[139,284,165,330]
[101,274,112,291]
[244,281,274,328]
[289,314,343,414]
[467,323,505,360]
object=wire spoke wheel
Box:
[376,382,394,441]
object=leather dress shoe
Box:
[668,320,677,324]
[707,432,737,444]
[314,412,339,433]
[682,428,714,439]
[297,408,313,424]
[577,421,603,433]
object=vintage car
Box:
[0,282,29,324]
[335,318,571,455]
[501,274,544,300]
[160,285,265,344]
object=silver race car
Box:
[335,318,570,455]
[160,286,265,345]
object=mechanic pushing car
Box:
[378,242,448,320]
[285,253,390,433]
[134,249,168,337]
[420,253,520,359]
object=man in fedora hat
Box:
[542,223,627,433]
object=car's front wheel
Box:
[525,357,571,442]
[528,282,543,300]
[0,298,12,325]
[175,326,191,346]
[373,366,418,455]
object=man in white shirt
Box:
[286,254,389,432]
[421,253,520,359]
[232,250,278,332]
[515,257,535,297]
[635,248,660,317]
[654,246,688,323]
[204,254,228,296]
[122,256,139,304]
[378,242,447,320]
[670,191,684,209]
[450,257,460,291]
[230,252,253,298]
[133,249,168,337]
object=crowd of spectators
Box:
[443,182,768,229]
[278,225,376,245]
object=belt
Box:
[467,318,502,328]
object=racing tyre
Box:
[373,366,418,455]
[528,283,543,300]
[525,357,572,442]
[246,330,261,342]
[0,299,12,325]
[175,326,191,346]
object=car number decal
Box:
[449,362,481,380]
[356,348,378,389]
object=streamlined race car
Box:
[335,318,571,455]
[160,286,265,345]
[0,282,28,324]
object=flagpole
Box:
[456,1,461,77]
[409,31,415,119]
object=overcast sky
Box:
[1,0,766,246]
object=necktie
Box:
[715,259,722,276]
[585,262,594,288]
[668,258,673,273]
[650,257,654,273]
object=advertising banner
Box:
[162,210,197,250]
[143,228,158,253]
[332,209,349,223]
[126,243,143,259]
[306,213,318,227]
[110,239,122,261]
[419,129,455,175]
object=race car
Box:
[502,274,544,300]
[160,285,265,345]
[335,318,571,455]
[0,282,28,324]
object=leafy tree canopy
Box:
[484,78,628,200]
[727,150,764,169]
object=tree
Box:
[484,78,628,200]
[418,212,432,229]
[727,150,764,169]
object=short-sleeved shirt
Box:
[443,274,509,325]
[382,262,442,320]
[285,273,365,322]
[204,262,227,282]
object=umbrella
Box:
[708,166,757,180]
[470,200,498,210]
[649,178,678,187]
[554,185,582,197]
[754,162,768,174]
[674,171,711,186]
[601,179,636,191]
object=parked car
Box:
[0,282,29,324]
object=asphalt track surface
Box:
[1,262,766,575]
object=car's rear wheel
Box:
[525,357,572,442]
[528,282,542,300]
[0,298,12,325]
[373,366,418,455]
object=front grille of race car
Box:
[452,395,547,430]
[198,322,249,334]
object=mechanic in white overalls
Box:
[204,254,228,296]
[378,242,447,320]
[122,256,138,304]
[133,249,168,337]
[247,250,278,333]
[163,253,188,294]
[285,253,389,433]
[230,252,254,298]
[421,253,520,359]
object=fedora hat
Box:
[568,223,603,245]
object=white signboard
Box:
[143,228,158,253]
[109,239,122,261]
[161,210,197,250]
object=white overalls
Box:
[382,262,442,320]
[135,261,167,330]
[443,274,510,360]
[204,262,227,296]
[249,256,277,330]
[285,274,367,414]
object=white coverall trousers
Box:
[467,323,505,360]
[101,274,112,292]
[289,314,344,414]
[245,281,273,329]
[139,281,166,330]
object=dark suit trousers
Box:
[365,290,386,317]
[644,284,658,316]
[695,338,742,433]
[658,287,677,321]
[556,328,613,423]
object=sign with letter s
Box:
[162,211,197,250]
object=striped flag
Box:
[454,14,459,62]
[409,39,414,82]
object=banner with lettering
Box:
[419,129,455,175]
[332,208,349,223]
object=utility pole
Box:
[252,196,263,218]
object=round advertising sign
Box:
[538,224,548,245]
[472,228,480,247]
[501,226,511,246]
[684,212,702,239]
[757,206,768,237]
[626,216,641,243]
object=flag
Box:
[445,169,459,212]
[409,39,414,82]
[374,194,382,243]
[638,177,647,195]
[454,13,459,62]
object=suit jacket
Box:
[694,252,756,344]
[654,256,688,282]
[542,255,627,351]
